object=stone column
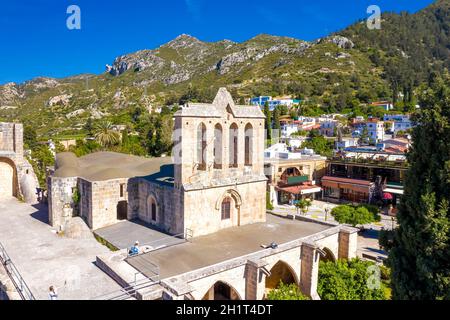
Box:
[300,242,320,300]
[245,259,268,300]
[338,226,358,259]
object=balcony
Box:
[328,156,409,169]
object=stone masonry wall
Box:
[137,180,183,235]
[183,180,266,237]
[48,176,77,230]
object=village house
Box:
[264,143,326,205]
[321,142,408,206]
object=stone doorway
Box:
[117,201,128,220]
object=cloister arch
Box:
[320,247,336,263]
[265,260,298,293]
[201,281,242,300]
[0,157,18,199]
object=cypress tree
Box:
[264,101,272,141]
[382,75,450,299]
[273,107,281,139]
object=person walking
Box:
[48,286,58,300]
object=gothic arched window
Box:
[229,123,238,168]
[244,123,253,166]
[197,123,207,170]
[221,197,231,220]
[214,124,223,169]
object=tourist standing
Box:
[48,286,58,300]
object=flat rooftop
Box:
[53,151,173,181]
[127,214,331,280]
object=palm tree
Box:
[94,120,120,148]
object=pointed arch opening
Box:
[244,123,253,166]
[229,123,238,168]
[319,247,336,263]
[265,260,298,295]
[214,124,223,169]
[197,123,207,170]
[202,281,241,300]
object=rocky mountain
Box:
[0,0,448,138]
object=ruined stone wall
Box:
[48,176,77,230]
[90,178,129,230]
[183,180,266,238]
[0,122,23,160]
[137,180,183,235]
[0,122,38,203]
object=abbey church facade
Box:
[48,88,267,237]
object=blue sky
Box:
[0,0,436,84]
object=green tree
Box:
[381,76,450,300]
[263,102,272,142]
[23,125,37,149]
[318,258,388,300]
[358,126,369,145]
[267,282,309,300]
[295,199,312,216]
[272,107,281,140]
[302,136,334,157]
[94,120,120,148]
[331,205,380,227]
[83,117,94,137]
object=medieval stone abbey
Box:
[48,88,267,237]
[45,88,358,300]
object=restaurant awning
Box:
[321,176,372,193]
[383,188,404,195]
[276,185,322,195]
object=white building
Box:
[383,114,413,133]
[320,120,338,137]
[366,119,385,143]
[281,123,299,137]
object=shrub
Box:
[318,258,388,300]
[266,191,274,210]
[331,204,380,227]
[267,281,309,300]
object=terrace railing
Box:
[329,156,409,169]
[0,242,35,300]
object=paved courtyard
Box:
[94,219,185,250]
[0,198,121,300]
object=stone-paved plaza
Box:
[0,198,121,300]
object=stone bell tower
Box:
[172,88,267,237]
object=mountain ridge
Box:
[0,0,448,137]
